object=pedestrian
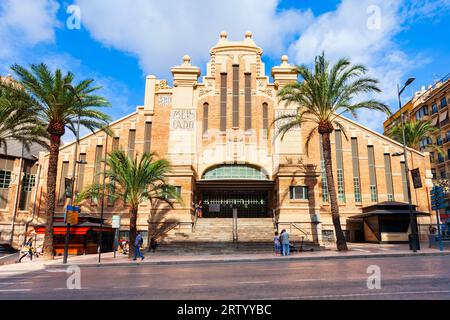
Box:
[19,238,34,262]
[133,232,145,261]
[149,237,158,253]
[280,229,290,256]
[429,224,437,235]
[195,200,203,218]
[273,231,281,255]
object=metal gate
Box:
[201,192,269,218]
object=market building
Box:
[17,32,436,251]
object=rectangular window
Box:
[432,103,438,114]
[335,130,345,202]
[351,138,362,203]
[367,146,378,203]
[58,161,69,205]
[112,137,120,152]
[384,154,394,201]
[128,129,136,158]
[232,64,239,128]
[430,152,435,164]
[289,186,309,200]
[441,170,446,179]
[400,162,408,202]
[320,137,329,202]
[107,177,116,207]
[262,103,269,136]
[441,97,448,108]
[75,153,86,194]
[203,103,209,135]
[19,161,37,211]
[143,122,152,154]
[431,168,437,180]
[244,73,251,131]
[165,186,181,200]
[220,73,227,131]
[438,153,445,163]
[92,145,103,205]
[0,158,14,209]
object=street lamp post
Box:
[63,84,82,264]
[397,77,420,252]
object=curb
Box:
[43,250,450,269]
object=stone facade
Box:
[28,32,433,246]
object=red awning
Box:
[34,227,90,236]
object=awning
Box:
[34,227,90,235]
[439,110,448,123]
[431,116,438,126]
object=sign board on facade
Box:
[112,215,121,229]
[411,168,422,189]
[170,110,196,130]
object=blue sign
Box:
[431,186,446,210]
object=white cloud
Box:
[75,0,313,77]
[286,0,439,131]
[0,0,59,60]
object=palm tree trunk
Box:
[42,134,61,259]
[128,206,138,258]
[322,132,348,251]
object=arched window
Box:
[203,103,209,135]
[202,164,269,180]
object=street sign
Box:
[112,215,121,229]
[65,205,80,225]
[431,186,446,210]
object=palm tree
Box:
[388,119,443,155]
[275,53,391,251]
[0,84,49,152]
[4,63,111,259]
[77,150,180,258]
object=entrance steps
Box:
[157,218,324,254]
[154,241,323,255]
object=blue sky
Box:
[1,0,450,140]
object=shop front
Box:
[34,215,114,255]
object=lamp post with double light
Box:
[394,77,420,252]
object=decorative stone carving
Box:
[170,110,196,130]
[158,80,170,90]
[275,110,300,130]
[158,94,172,106]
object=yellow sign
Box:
[65,206,80,225]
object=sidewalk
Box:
[4,243,449,271]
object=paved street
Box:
[1,255,450,300]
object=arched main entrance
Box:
[197,164,274,218]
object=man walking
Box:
[280,229,290,256]
[133,232,145,261]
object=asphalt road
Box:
[1,255,450,300]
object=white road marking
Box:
[182,283,207,287]
[401,274,438,278]
[0,289,32,292]
[264,290,450,300]
[0,282,33,285]
[238,281,271,284]
[294,279,326,282]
